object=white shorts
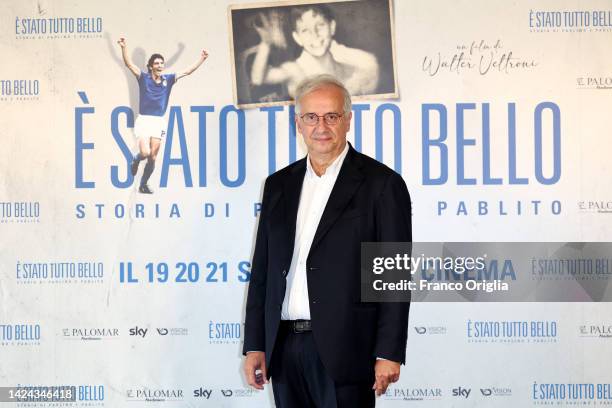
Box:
[134,114,167,139]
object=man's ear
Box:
[330,20,336,37]
[345,111,352,132]
[292,31,303,47]
[295,114,302,135]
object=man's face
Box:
[149,58,165,75]
[296,85,351,159]
[292,10,336,57]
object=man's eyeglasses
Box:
[299,112,345,126]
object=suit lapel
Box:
[282,159,306,258]
[310,146,364,252]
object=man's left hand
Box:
[372,359,400,396]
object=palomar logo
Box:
[62,327,119,341]
[579,324,612,338]
[126,388,183,402]
[384,387,443,401]
[576,78,612,91]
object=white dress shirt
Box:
[281,143,349,321]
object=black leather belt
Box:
[281,320,312,333]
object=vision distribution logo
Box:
[413,325,447,335]
[480,387,512,398]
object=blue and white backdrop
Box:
[1,0,612,406]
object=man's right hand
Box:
[244,351,268,390]
[253,11,287,49]
[117,38,126,48]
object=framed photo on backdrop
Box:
[228,0,398,108]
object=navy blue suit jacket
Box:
[243,145,411,383]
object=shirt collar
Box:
[306,142,349,179]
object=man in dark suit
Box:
[243,75,411,407]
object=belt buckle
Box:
[293,321,302,333]
[293,320,309,333]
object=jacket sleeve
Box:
[373,171,412,364]
[242,178,271,355]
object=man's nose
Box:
[314,118,330,131]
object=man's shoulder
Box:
[352,149,399,181]
[263,157,306,186]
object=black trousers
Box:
[270,325,375,408]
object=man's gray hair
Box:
[294,75,352,114]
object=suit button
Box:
[281,269,287,277]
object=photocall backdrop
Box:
[1,0,612,406]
